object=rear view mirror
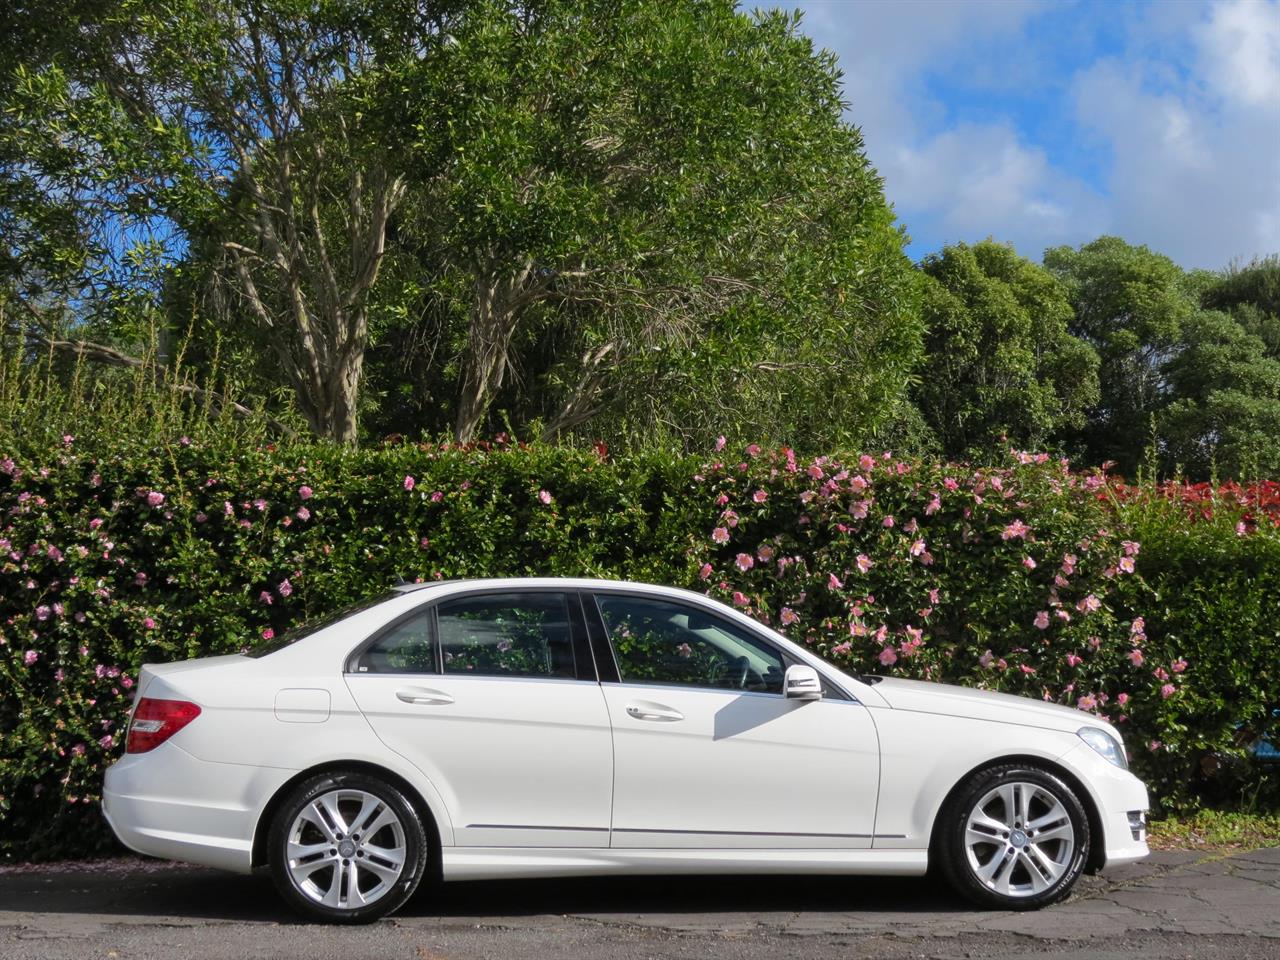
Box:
[784,664,823,701]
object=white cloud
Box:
[1072,0,1280,267]
[786,0,1280,268]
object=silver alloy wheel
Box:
[963,780,1075,898]
[285,788,407,910]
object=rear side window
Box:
[439,593,575,678]
[355,592,577,678]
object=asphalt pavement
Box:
[1,847,1278,959]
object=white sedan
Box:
[103,578,1149,922]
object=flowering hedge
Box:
[1,436,1277,861]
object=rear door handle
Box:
[625,701,684,722]
[395,687,455,706]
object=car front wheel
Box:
[268,771,428,923]
[935,764,1090,910]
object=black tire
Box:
[268,771,428,923]
[933,763,1090,910]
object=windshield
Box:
[243,591,399,658]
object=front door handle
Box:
[625,701,684,722]
[395,687,455,706]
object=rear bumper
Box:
[102,744,290,874]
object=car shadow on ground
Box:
[0,863,975,925]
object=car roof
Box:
[388,577,705,598]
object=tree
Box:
[1043,237,1194,474]
[370,0,919,446]
[911,241,1098,461]
[1159,257,1280,478]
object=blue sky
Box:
[779,0,1280,269]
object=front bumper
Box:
[1058,741,1150,869]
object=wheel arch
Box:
[926,754,1107,875]
[251,760,444,879]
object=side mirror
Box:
[784,664,823,701]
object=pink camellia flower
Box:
[1121,540,1140,557]
[89,518,104,531]
[430,491,443,503]
[910,539,926,558]
[403,475,416,491]
[1077,693,1098,711]
[538,490,553,505]
[711,527,730,544]
[714,435,727,452]
[1020,663,1036,675]
[253,498,268,512]
[757,544,775,562]
[1117,692,1130,706]
[698,562,713,580]
[752,489,768,503]
[143,617,156,630]
[259,590,274,605]
[144,491,165,507]
[1056,608,1072,623]
[881,515,895,528]
[745,444,761,457]
[1002,519,1030,540]
[735,552,754,572]
[856,554,873,574]
[296,506,311,521]
[1118,556,1135,574]
[278,579,293,598]
[298,485,313,500]
[98,734,114,750]
[1153,666,1170,681]
[1161,683,1176,699]
[807,464,824,480]
[1022,556,1037,571]
[979,649,994,668]
[1128,648,1144,666]
[262,627,275,640]
[828,572,843,590]
[731,591,749,607]
[1077,594,1101,613]
[1171,658,1187,673]
[850,499,870,519]
[72,743,85,757]
[780,607,800,626]
[925,496,941,516]
[878,646,898,666]
[831,641,852,656]
[1065,653,1083,667]
[23,649,37,666]
[1033,610,1051,630]
[35,605,51,621]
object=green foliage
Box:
[913,241,1099,460]
[2,411,1277,859]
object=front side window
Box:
[438,593,576,678]
[595,594,785,693]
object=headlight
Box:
[1078,726,1128,769]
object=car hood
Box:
[868,676,1102,735]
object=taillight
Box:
[126,698,201,753]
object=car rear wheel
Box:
[268,771,427,923]
[934,764,1090,910]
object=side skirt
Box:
[440,847,928,882]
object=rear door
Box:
[345,590,613,848]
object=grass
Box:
[1148,809,1280,850]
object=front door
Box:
[590,592,880,849]
[345,590,613,848]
